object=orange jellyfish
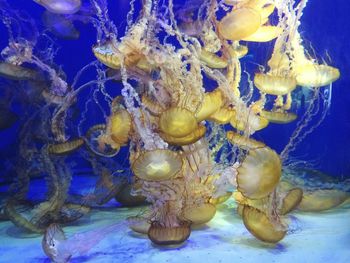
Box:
[160,125,206,146]
[132,149,183,181]
[196,89,224,122]
[237,147,281,199]
[295,64,340,87]
[107,109,132,146]
[243,205,286,243]
[127,216,151,235]
[148,221,191,246]
[48,138,84,155]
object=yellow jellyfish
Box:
[294,64,340,87]
[243,205,286,243]
[183,203,216,225]
[127,216,151,234]
[254,73,297,96]
[226,131,265,150]
[230,111,269,131]
[132,149,183,181]
[199,50,228,69]
[148,222,191,246]
[260,110,297,124]
[298,189,349,212]
[196,89,224,122]
[208,107,235,124]
[33,0,81,15]
[242,26,282,42]
[48,138,84,155]
[160,125,206,146]
[209,192,232,205]
[107,109,132,146]
[159,107,198,138]
[279,188,303,215]
[218,7,261,41]
[237,147,281,199]
[141,95,165,116]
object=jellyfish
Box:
[148,221,191,246]
[260,110,297,124]
[0,61,39,80]
[48,138,84,155]
[132,149,183,181]
[127,216,151,234]
[183,203,216,225]
[237,147,281,199]
[33,0,82,15]
[298,189,349,212]
[159,107,198,138]
[42,11,80,40]
[199,49,228,69]
[242,205,286,243]
[254,73,297,96]
[160,124,206,146]
[226,131,265,150]
[294,64,340,88]
[279,188,303,215]
[196,89,224,122]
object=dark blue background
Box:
[0,0,349,178]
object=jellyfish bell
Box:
[159,107,198,138]
[132,149,183,181]
[93,41,121,69]
[226,131,265,150]
[209,192,232,205]
[260,110,297,124]
[208,107,235,124]
[107,109,132,146]
[127,216,151,235]
[183,203,216,225]
[42,11,80,40]
[199,50,228,69]
[279,188,303,215]
[196,89,224,122]
[242,25,282,42]
[148,221,191,246]
[115,183,147,207]
[298,189,349,212]
[33,0,82,15]
[160,124,206,146]
[218,8,261,41]
[228,45,248,59]
[242,205,286,243]
[294,64,340,87]
[230,111,269,131]
[48,138,84,155]
[0,62,39,81]
[237,147,281,199]
[254,73,297,96]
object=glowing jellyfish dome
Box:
[0,0,349,262]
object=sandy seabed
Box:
[0,199,349,263]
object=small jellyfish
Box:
[34,0,82,15]
[160,124,206,146]
[183,203,216,225]
[159,107,198,138]
[199,50,228,69]
[242,25,282,42]
[294,64,340,88]
[279,188,303,215]
[207,107,235,124]
[242,205,286,243]
[196,89,224,122]
[254,73,297,96]
[226,131,265,150]
[0,62,39,81]
[209,192,232,205]
[148,221,191,246]
[132,149,183,181]
[260,110,297,124]
[127,216,151,235]
[48,138,84,155]
[107,109,132,146]
[42,11,80,40]
[237,147,281,199]
[298,189,349,212]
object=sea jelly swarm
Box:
[0,0,343,256]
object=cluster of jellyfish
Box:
[0,0,348,262]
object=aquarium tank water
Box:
[0,0,349,262]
